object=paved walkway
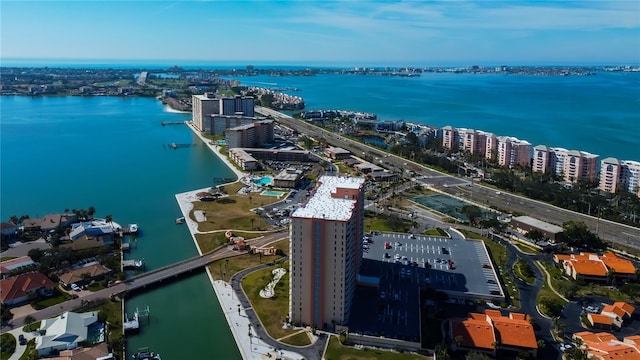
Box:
[209,274,309,360]
[535,260,570,303]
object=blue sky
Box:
[1,1,639,66]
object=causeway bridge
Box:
[3,232,287,328]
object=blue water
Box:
[224,72,640,161]
[0,96,241,359]
[252,176,273,186]
[0,70,638,357]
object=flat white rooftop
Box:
[292,175,365,221]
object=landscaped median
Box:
[534,261,569,318]
[513,259,535,285]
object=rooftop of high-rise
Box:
[291,175,365,221]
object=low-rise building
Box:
[57,264,112,287]
[510,216,563,241]
[36,311,99,356]
[1,222,17,240]
[273,168,303,188]
[0,256,35,278]
[47,343,113,360]
[553,252,636,282]
[324,147,351,160]
[450,310,538,358]
[573,331,640,360]
[0,272,55,306]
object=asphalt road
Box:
[257,106,640,250]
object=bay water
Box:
[226,72,640,161]
[0,96,241,359]
[1,70,639,358]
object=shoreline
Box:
[175,123,305,359]
[162,103,191,114]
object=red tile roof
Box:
[588,313,613,325]
[612,302,635,316]
[0,272,55,303]
[452,310,537,351]
[601,253,637,274]
[575,331,640,360]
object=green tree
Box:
[525,229,545,244]
[23,315,36,331]
[466,352,492,360]
[461,205,482,225]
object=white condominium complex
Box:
[497,136,532,168]
[533,146,599,184]
[289,175,366,329]
[599,158,640,196]
[191,93,254,131]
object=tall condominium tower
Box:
[289,175,366,329]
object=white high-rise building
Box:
[289,176,366,329]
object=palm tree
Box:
[23,314,36,331]
[105,214,113,225]
[88,206,96,219]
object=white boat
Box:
[128,224,139,233]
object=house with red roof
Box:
[553,252,637,282]
[0,272,55,306]
[450,309,538,358]
[574,331,640,360]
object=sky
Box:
[1,0,639,66]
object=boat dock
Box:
[176,217,185,224]
[167,143,195,149]
[161,121,185,126]
[123,259,145,270]
[123,306,150,334]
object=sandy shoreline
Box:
[163,104,191,114]
[174,124,305,359]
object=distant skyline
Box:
[1,1,639,67]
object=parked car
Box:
[19,334,26,345]
[70,283,81,292]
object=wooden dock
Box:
[161,121,185,126]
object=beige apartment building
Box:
[599,158,640,196]
[497,136,532,168]
[289,176,366,329]
[532,146,599,184]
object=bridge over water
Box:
[2,233,287,328]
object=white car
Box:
[70,283,81,292]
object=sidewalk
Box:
[209,276,303,360]
[187,122,247,180]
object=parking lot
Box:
[348,232,505,342]
[363,232,503,300]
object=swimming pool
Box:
[252,176,273,186]
[87,322,105,343]
[261,190,286,197]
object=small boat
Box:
[128,224,139,233]
[132,349,161,360]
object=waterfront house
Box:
[0,272,55,306]
[62,234,111,251]
[47,342,113,360]
[22,218,44,234]
[35,311,99,356]
[0,256,36,278]
[69,221,114,246]
[57,264,112,288]
[1,222,17,240]
[41,213,78,233]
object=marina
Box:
[132,348,161,360]
[123,259,145,270]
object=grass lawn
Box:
[22,321,41,332]
[85,298,123,360]
[364,213,415,233]
[324,335,429,360]
[196,230,274,254]
[1,333,16,360]
[512,242,540,254]
[241,264,297,340]
[191,182,280,233]
[208,239,289,282]
[514,259,535,285]
[422,228,448,236]
[535,262,569,317]
[18,339,36,360]
[0,256,17,262]
[33,287,71,309]
[87,281,106,292]
[280,331,312,346]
